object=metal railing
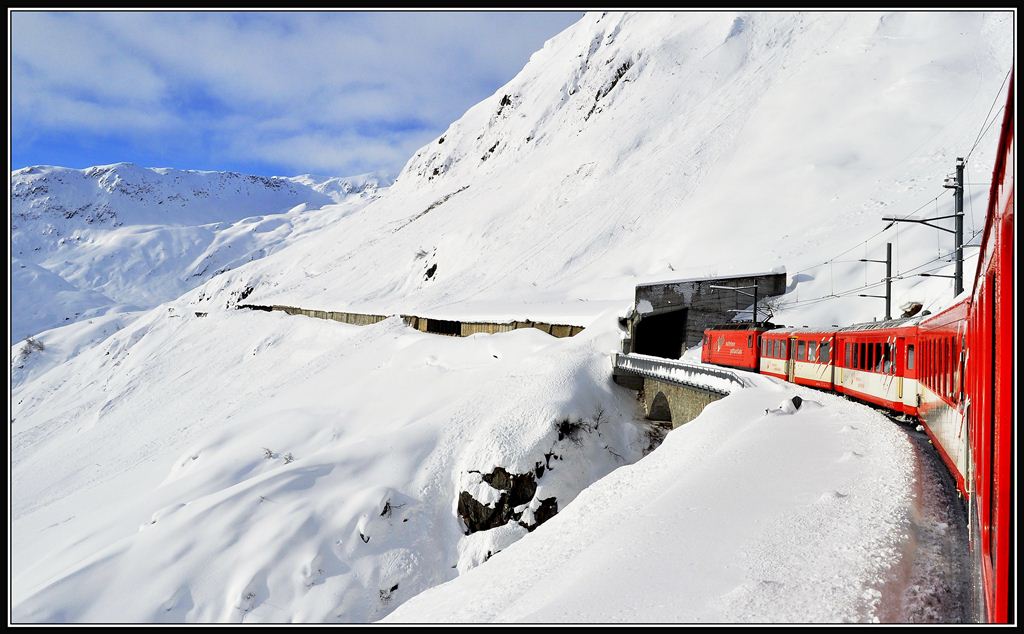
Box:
[612,353,750,394]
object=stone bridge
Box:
[612,353,748,428]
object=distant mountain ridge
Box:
[10,162,391,342]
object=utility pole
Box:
[953,157,964,296]
[709,284,760,325]
[858,242,893,320]
[881,157,965,299]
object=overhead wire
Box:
[964,67,1011,162]
[773,72,1007,313]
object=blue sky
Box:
[11,11,582,178]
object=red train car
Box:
[758,329,790,381]
[700,324,775,371]
[761,328,836,389]
[834,318,920,417]
[961,76,1013,625]
[917,301,969,491]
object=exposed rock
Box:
[457,466,558,535]
[522,497,558,532]
[457,490,511,534]
[481,466,536,506]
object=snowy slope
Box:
[203,11,1012,327]
[385,381,918,623]
[12,304,647,623]
[10,10,1013,624]
[10,164,390,342]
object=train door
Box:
[786,337,796,382]
[901,335,919,413]
[895,336,905,401]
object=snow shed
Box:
[425,318,461,336]
[627,270,787,358]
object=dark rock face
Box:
[528,497,559,531]
[481,466,536,507]
[457,491,512,534]
[457,466,558,535]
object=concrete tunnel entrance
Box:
[632,308,687,359]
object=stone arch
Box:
[647,391,673,422]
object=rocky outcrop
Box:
[457,466,558,535]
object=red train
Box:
[700,80,1014,623]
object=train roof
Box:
[704,322,780,331]
[759,315,925,336]
[762,326,838,336]
[839,315,924,332]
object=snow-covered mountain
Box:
[10,163,390,342]
[289,171,393,203]
[11,11,1012,623]
[208,10,1010,329]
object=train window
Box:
[943,338,950,397]
[883,343,893,374]
[954,357,961,401]
[947,337,953,397]
[987,274,997,558]
[808,341,817,362]
[845,343,851,368]
[949,337,955,396]
[907,345,914,370]
[775,339,781,358]
[925,342,929,384]
[821,342,830,364]
[923,340,928,385]
[797,340,806,361]
[747,334,753,349]
[873,342,882,372]
[949,337,955,398]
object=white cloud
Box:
[221,128,436,176]
[11,10,582,175]
[12,13,167,103]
